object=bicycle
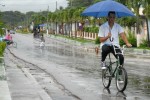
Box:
[5,40,17,48]
[102,45,128,92]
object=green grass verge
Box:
[54,34,95,44]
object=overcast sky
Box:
[0,0,68,13]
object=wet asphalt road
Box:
[5,33,150,100]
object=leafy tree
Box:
[0,22,5,36]
[67,0,93,8]
[2,11,25,29]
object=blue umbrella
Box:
[39,24,46,27]
[82,0,135,18]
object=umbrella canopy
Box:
[82,0,135,18]
[39,24,46,27]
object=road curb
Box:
[22,68,53,100]
[47,35,150,56]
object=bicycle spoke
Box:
[102,68,112,88]
[116,67,128,92]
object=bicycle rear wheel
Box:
[102,68,111,88]
[116,67,128,92]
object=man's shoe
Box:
[101,61,107,70]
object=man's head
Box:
[107,11,116,24]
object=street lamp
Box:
[46,5,49,36]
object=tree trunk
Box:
[75,21,77,38]
[146,18,150,47]
[70,21,72,37]
[56,22,58,34]
[69,22,71,37]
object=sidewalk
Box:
[3,48,53,100]
[0,57,11,100]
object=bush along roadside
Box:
[119,30,137,47]
[0,42,6,57]
[0,42,6,81]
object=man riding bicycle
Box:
[98,11,132,70]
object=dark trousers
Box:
[101,44,124,65]
[3,39,13,45]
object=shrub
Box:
[84,27,89,32]
[139,39,149,48]
[0,42,6,56]
[120,31,137,47]
[95,37,100,44]
[84,26,99,33]
[127,31,137,47]
[93,27,99,33]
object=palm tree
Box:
[62,10,68,35]
[78,7,86,38]
[57,10,68,35]
[68,8,76,37]
[54,13,59,34]
[48,12,55,34]
[51,13,57,34]
[73,9,80,38]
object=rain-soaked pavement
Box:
[4,33,150,100]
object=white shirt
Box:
[98,22,124,48]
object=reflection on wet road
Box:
[14,34,150,100]
[36,36,150,99]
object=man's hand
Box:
[100,32,112,42]
[126,43,132,47]
[107,32,111,38]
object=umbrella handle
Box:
[110,37,114,42]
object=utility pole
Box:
[71,0,72,7]
[55,1,58,34]
[47,5,49,36]
[56,1,57,11]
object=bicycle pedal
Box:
[118,65,123,68]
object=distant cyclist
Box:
[3,30,13,45]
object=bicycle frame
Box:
[107,44,125,78]
[108,53,120,78]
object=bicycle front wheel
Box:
[102,68,111,88]
[13,42,17,48]
[116,67,128,92]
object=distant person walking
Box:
[40,34,45,48]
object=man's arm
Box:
[100,32,111,42]
[120,32,132,47]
